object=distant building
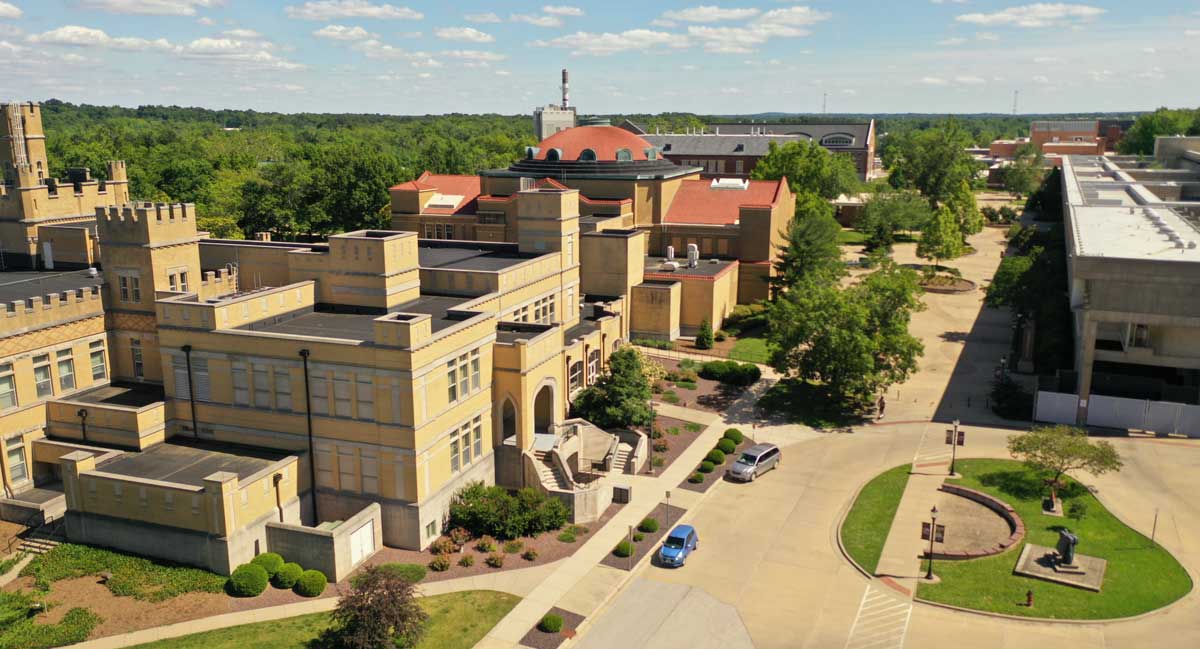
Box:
[625,121,878,180]
[532,69,577,140]
[989,119,1134,161]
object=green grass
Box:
[0,553,24,577]
[20,543,226,602]
[684,422,703,433]
[661,390,680,405]
[674,379,698,390]
[728,335,773,364]
[128,590,520,649]
[916,459,1192,619]
[756,378,868,429]
[0,590,101,649]
[840,464,912,574]
[838,229,868,245]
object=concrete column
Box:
[1075,317,1099,425]
[203,471,239,537]
[60,451,97,513]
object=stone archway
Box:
[533,384,554,436]
[500,398,517,446]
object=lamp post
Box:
[925,505,939,580]
[76,408,88,442]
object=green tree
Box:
[320,564,428,649]
[1007,425,1123,506]
[695,318,714,350]
[751,140,861,200]
[855,190,931,249]
[916,205,965,271]
[947,180,983,241]
[572,347,654,429]
[1118,107,1200,155]
[886,118,982,207]
[1002,143,1046,200]
[771,192,844,293]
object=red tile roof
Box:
[664,179,785,225]
[391,172,481,215]
[535,125,653,161]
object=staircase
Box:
[612,442,634,475]
[16,517,64,556]
[533,450,570,490]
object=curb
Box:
[833,467,883,581]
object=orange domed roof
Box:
[535,125,653,162]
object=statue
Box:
[1056,529,1079,567]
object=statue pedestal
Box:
[1053,561,1087,575]
[1014,544,1107,592]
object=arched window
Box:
[820,133,855,147]
[525,146,539,159]
[545,148,562,162]
[579,148,597,161]
[569,361,584,391]
[587,349,601,385]
[615,148,632,161]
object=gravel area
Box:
[677,436,757,493]
[600,503,688,571]
[651,357,748,414]
[647,415,707,474]
[519,606,586,649]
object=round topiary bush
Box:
[633,532,645,542]
[613,540,634,558]
[723,428,744,444]
[638,517,659,533]
[697,460,715,474]
[706,449,726,465]
[717,438,736,454]
[227,563,269,597]
[539,613,564,633]
[250,552,284,577]
[293,569,327,597]
[271,562,303,589]
[557,530,577,543]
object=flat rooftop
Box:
[66,381,164,408]
[0,269,102,303]
[244,295,470,341]
[418,241,540,272]
[96,439,292,486]
[643,256,735,278]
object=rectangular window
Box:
[311,374,329,415]
[425,520,437,539]
[119,276,129,301]
[424,223,434,238]
[131,341,144,379]
[460,424,471,466]
[356,377,374,420]
[446,361,458,403]
[131,276,141,302]
[457,354,469,398]
[0,364,15,410]
[472,416,483,458]
[333,375,352,418]
[90,341,106,380]
[735,159,744,174]
[315,446,334,487]
[33,355,52,397]
[179,271,189,292]
[338,447,357,491]
[450,438,460,473]
[193,358,210,401]
[6,438,27,484]
[274,370,292,411]
[361,448,378,494]
[232,363,249,405]
[168,273,178,292]
[253,367,270,408]
[470,352,480,391]
[56,352,74,392]
[172,356,191,400]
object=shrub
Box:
[476,535,497,553]
[429,537,457,555]
[685,422,703,433]
[653,439,670,452]
[226,563,269,597]
[688,472,705,484]
[650,427,664,439]
[294,569,327,597]
[458,554,475,568]
[717,438,736,454]
[485,553,505,568]
[613,540,634,558]
[706,449,726,464]
[568,524,588,535]
[698,461,715,474]
[522,549,539,561]
[723,428,744,444]
[272,562,303,589]
[695,318,714,350]
[250,552,284,577]
[661,391,680,404]
[633,533,645,542]
[364,563,426,585]
[999,205,1019,222]
[557,531,577,543]
[714,330,727,342]
[1067,500,1089,521]
[22,543,227,602]
[539,613,564,633]
[699,360,761,386]
[448,482,569,540]
[503,540,524,554]
[448,527,472,548]
[428,555,451,572]
[634,338,675,350]
[638,517,659,533]
[651,456,665,467]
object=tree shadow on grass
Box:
[979,469,1087,502]
[755,378,869,429]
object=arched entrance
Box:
[533,384,554,436]
[500,398,517,446]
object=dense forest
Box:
[38,100,1146,240]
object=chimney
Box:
[561,68,570,109]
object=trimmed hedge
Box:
[699,360,761,386]
[448,482,569,540]
[226,563,268,597]
[697,461,715,474]
[539,613,564,633]
[638,517,659,533]
[294,569,327,597]
[250,552,284,577]
[613,540,634,558]
[688,472,705,483]
[723,428,744,444]
[271,562,303,589]
[716,438,736,454]
[706,449,726,464]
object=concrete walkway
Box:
[69,559,562,649]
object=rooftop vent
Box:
[710,178,749,191]
[426,194,463,210]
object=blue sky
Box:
[1,1,1198,115]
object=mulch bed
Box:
[677,436,757,494]
[650,357,747,413]
[359,502,625,583]
[599,502,688,572]
[646,415,706,474]
[519,606,586,649]
[920,276,977,294]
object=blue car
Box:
[657,524,699,567]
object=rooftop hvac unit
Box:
[659,261,680,271]
[687,243,699,268]
[666,245,675,260]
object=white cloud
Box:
[0,1,21,19]
[687,23,811,53]
[495,69,510,76]
[351,38,440,66]
[418,71,432,78]
[0,39,24,57]
[1137,66,1164,81]
[179,37,305,69]
[28,25,175,51]
[939,37,967,46]
[759,6,832,26]
[533,29,683,56]
[196,17,215,26]
[842,88,857,95]
[442,49,506,66]
[1032,74,1050,84]
[921,76,948,85]
[956,4,1105,28]
[954,75,985,84]
[1185,29,1200,37]
[75,0,223,16]
[976,31,1000,41]
[222,28,263,39]
[931,0,967,4]
[543,5,583,16]
[465,12,501,24]
[1087,68,1113,81]
[1142,46,1156,54]
[660,6,761,23]
[681,63,698,71]
[649,18,677,28]
[313,24,377,40]
[510,14,562,27]
[434,27,493,43]
[285,1,423,21]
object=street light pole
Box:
[950,420,959,476]
[925,505,939,580]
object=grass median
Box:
[840,463,912,574]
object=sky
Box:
[1,1,1198,116]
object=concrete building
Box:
[1035,138,1200,435]
[989,119,1134,160]
[532,69,577,141]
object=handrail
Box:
[5,508,56,555]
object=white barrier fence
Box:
[1036,390,1200,437]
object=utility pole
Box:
[822,92,828,115]
[1012,90,1019,115]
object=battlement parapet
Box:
[95,202,197,244]
[3,284,104,336]
[197,267,239,301]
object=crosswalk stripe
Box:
[844,583,913,649]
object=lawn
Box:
[0,590,101,649]
[20,543,226,602]
[838,229,868,245]
[128,590,520,649]
[839,464,911,574]
[756,378,868,429]
[916,459,1192,619]
[727,335,772,364]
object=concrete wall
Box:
[266,502,382,581]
